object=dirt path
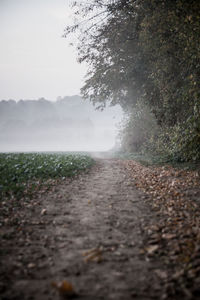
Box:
[1,159,164,300]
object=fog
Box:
[0,96,123,152]
[0,1,123,153]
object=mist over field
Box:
[0,95,123,152]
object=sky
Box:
[0,0,87,101]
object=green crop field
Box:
[0,152,94,200]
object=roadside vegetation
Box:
[113,151,200,171]
[0,153,94,201]
[65,0,200,163]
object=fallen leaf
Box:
[162,233,176,240]
[27,263,36,269]
[41,209,47,215]
[146,244,159,254]
[82,248,103,263]
[52,280,76,298]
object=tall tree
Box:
[65,0,200,160]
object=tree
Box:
[65,0,200,160]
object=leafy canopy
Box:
[65,0,200,161]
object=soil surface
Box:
[0,159,194,300]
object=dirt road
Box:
[1,159,164,300]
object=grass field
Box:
[0,152,94,200]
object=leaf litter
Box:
[122,159,200,299]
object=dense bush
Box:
[119,102,158,153]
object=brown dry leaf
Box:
[27,262,36,269]
[139,249,145,255]
[41,208,47,215]
[162,233,176,240]
[172,269,184,280]
[146,244,159,254]
[51,280,76,298]
[82,248,103,263]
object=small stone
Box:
[27,263,36,269]
[154,269,168,280]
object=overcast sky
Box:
[0,0,86,101]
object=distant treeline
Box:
[0,96,93,150]
[0,95,121,151]
[0,95,121,125]
[0,95,94,131]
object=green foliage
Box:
[0,153,94,200]
[112,151,171,166]
[154,118,200,162]
[66,0,200,162]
